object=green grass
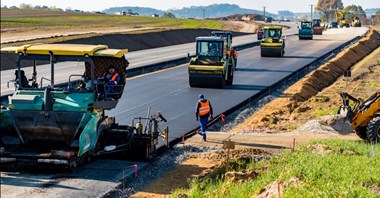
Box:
[313,106,340,118]
[173,140,380,198]
[1,14,223,31]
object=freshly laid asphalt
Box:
[108,27,367,147]
[0,27,368,198]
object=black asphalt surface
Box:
[0,27,368,198]
[108,28,367,147]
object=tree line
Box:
[315,0,378,25]
[1,3,82,12]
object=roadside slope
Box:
[232,28,380,132]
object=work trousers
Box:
[199,117,208,141]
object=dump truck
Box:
[335,10,350,28]
[188,36,235,88]
[312,19,323,35]
[0,44,169,170]
[211,31,238,67]
[260,26,285,57]
[338,91,380,142]
[351,16,361,27]
[298,19,313,40]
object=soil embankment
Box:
[1,29,248,71]
[232,28,380,132]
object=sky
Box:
[1,0,378,13]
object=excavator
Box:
[188,35,235,88]
[0,44,169,170]
[335,10,350,28]
[338,91,380,142]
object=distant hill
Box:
[365,8,379,17]
[103,4,276,19]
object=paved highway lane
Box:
[0,23,298,96]
[0,27,367,198]
[108,28,367,147]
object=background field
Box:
[1,8,223,34]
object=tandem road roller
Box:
[0,44,169,170]
[298,19,313,40]
[260,26,286,57]
[188,36,236,88]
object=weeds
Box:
[173,140,380,198]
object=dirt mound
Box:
[289,29,380,102]
[256,177,301,198]
[190,148,270,161]
[232,28,380,132]
[295,115,353,134]
[225,170,258,182]
[214,14,264,22]
[57,29,247,51]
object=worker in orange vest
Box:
[196,94,213,141]
[98,65,120,99]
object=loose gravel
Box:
[102,144,219,198]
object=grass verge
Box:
[173,140,380,197]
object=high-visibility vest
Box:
[198,100,210,116]
[103,72,119,81]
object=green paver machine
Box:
[0,44,169,170]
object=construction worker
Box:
[196,94,213,141]
[208,43,219,56]
[97,65,120,99]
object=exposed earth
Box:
[128,28,380,197]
